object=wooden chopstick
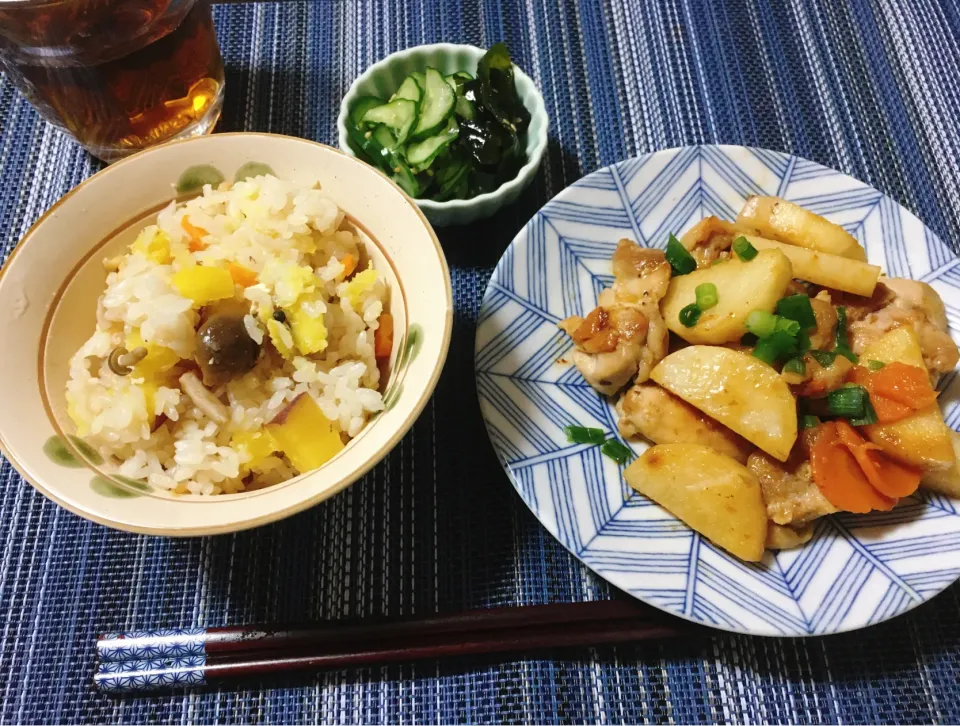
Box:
[98,599,662,661]
[95,600,692,693]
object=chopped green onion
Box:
[867,359,886,371]
[783,357,806,376]
[827,385,869,418]
[601,439,633,465]
[832,306,858,362]
[695,283,719,310]
[679,303,702,327]
[775,317,801,337]
[732,236,758,261]
[564,425,606,445]
[849,397,879,426]
[809,350,837,367]
[666,234,697,276]
[752,339,779,365]
[835,306,849,344]
[776,294,817,331]
[753,332,798,366]
[835,346,859,364]
[745,310,778,339]
[801,414,821,429]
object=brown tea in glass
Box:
[0,0,225,161]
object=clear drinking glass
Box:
[0,0,225,162]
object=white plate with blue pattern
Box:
[475,145,960,636]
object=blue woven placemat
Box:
[2,0,960,723]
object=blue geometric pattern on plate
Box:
[475,145,960,636]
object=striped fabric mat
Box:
[2,0,960,722]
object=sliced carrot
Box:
[855,449,921,498]
[227,262,258,288]
[809,422,897,513]
[341,253,358,278]
[835,420,922,498]
[868,361,937,409]
[181,216,208,252]
[374,313,393,359]
[869,394,915,424]
[847,366,914,423]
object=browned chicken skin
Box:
[558,304,650,395]
[808,292,838,350]
[559,240,671,395]
[678,216,739,268]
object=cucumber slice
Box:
[407,117,459,169]
[445,72,474,95]
[371,124,398,151]
[435,157,471,201]
[390,76,421,103]
[351,124,419,196]
[454,95,475,120]
[410,71,426,90]
[350,96,383,127]
[410,68,455,140]
[391,162,420,197]
[361,98,417,144]
[347,124,391,173]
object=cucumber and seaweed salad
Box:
[346,43,531,201]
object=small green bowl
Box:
[337,43,549,227]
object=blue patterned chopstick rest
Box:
[97,627,207,663]
[94,656,207,693]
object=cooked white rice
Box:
[66,175,388,495]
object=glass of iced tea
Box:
[0,0,225,162]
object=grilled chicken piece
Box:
[794,354,853,398]
[559,240,672,395]
[558,305,649,395]
[609,241,671,383]
[616,382,754,463]
[747,449,837,526]
[678,216,739,268]
[766,522,814,550]
[808,291,838,350]
[610,241,673,302]
[847,279,958,382]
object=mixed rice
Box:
[66,175,391,495]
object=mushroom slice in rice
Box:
[179,371,230,424]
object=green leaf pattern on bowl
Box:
[90,476,146,499]
[45,434,150,497]
[68,435,103,465]
[234,162,275,182]
[378,323,422,413]
[43,435,85,468]
[175,165,225,194]
[176,161,276,195]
